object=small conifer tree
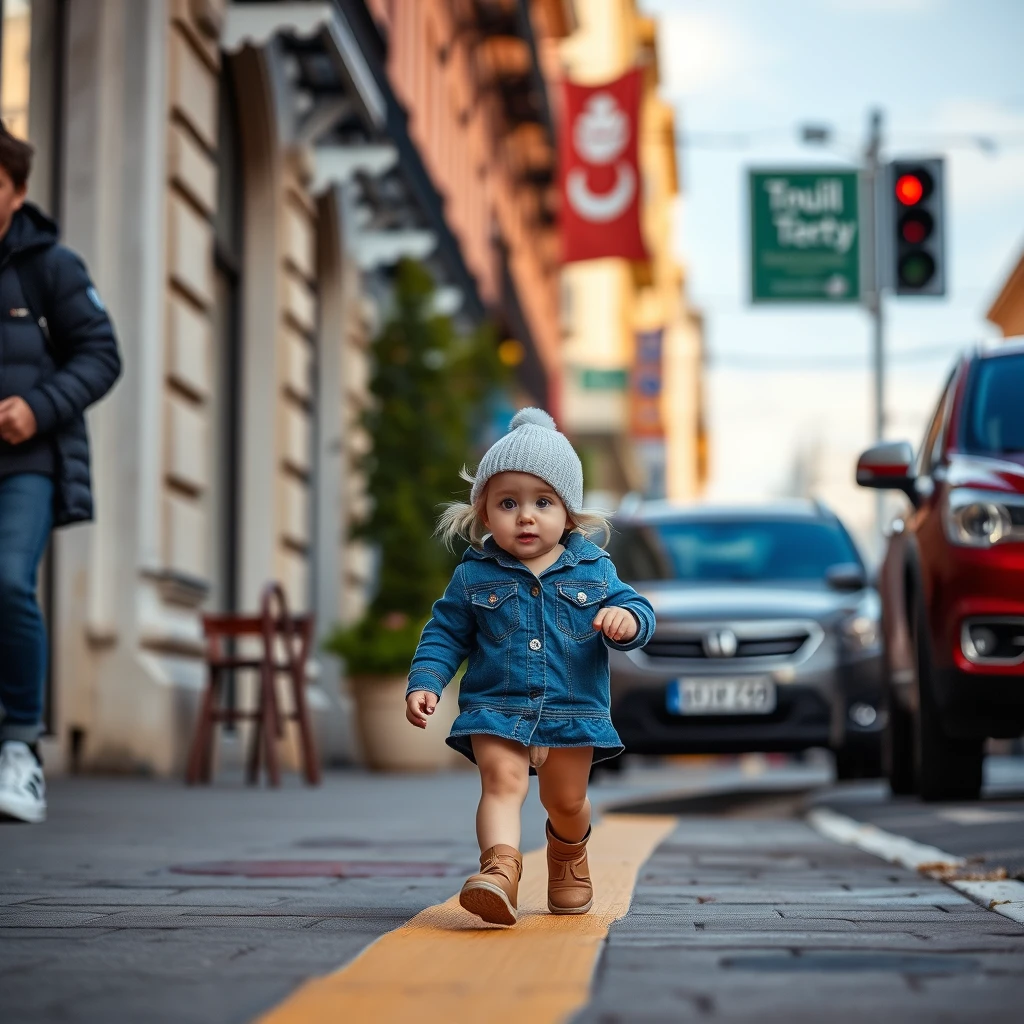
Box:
[324,260,505,674]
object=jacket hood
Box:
[462,531,609,569]
[4,201,59,255]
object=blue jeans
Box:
[0,473,54,744]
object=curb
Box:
[807,807,1024,926]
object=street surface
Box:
[812,759,1024,879]
[1,757,1022,1022]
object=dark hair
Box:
[0,121,33,189]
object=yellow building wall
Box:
[987,248,1024,338]
[560,1,705,502]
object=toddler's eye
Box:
[536,498,551,509]
[500,498,516,510]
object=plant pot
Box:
[349,674,462,772]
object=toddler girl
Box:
[405,408,655,925]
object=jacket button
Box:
[488,593,497,604]
[529,638,542,651]
[577,591,587,603]
[531,586,540,597]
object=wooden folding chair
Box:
[185,582,321,786]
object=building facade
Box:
[987,243,1024,338]
[559,0,706,504]
[0,0,569,775]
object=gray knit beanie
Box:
[470,408,583,515]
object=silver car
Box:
[606,501,885,778]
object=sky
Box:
[638,0,1024,552]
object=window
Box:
[962,354,1024,456]
[608,518,861,584]
[914,369,955,477]
[210,63,244,618]
[0,0,64,215]
[0,0,31,138]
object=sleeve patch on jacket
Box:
[86,286,106,311]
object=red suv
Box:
[856,342,1024,801]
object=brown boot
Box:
[546,820,594,915]
[459,844,523,925]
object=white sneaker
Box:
[0,741,47,823]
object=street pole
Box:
[862,108,886,549]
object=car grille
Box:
[1010,506,1024,527]
[644,629,812,661]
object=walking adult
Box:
[0,123,121,822]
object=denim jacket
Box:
[408,532,655,763]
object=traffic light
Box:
[890,158,945,296]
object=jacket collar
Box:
[3,202,59,259]
[462,531,609,571]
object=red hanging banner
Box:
[559,68,647,265]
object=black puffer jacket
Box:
[0,203,121,526]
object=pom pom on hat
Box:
[509,407,557,431]
[470,406,583,513]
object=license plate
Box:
[667,677,777,715]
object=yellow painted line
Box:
[257,814,675,1024]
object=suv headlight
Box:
[841,592,881,650]
[944,488,1024,548]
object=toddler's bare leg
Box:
[537,747,593,842]
[471,734,530,851]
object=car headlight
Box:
[944,488,1024,548]
[841,593,881,650]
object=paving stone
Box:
[0,909,113,927]
[604,929,1024,951]
[94,910,323,930]
[0,967,307,1024]
[575,816,1024,1023]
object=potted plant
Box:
[325,261,505,771]
[323,613,463,771]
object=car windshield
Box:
[962,353,1024,455]
[608,518,861,583]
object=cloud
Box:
[655,10,781,103]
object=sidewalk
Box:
[3,763,1022,1022]
[0,763,719,1023]
[576,815,1024,1023]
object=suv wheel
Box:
[884,690,917,796]
[835,740,883,781]
[912,601,984,802]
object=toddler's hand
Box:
[406,690,438,729]
[593,606,638,644]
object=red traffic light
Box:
[895,174,923,205]
[895,168,934,206]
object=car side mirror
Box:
[826,563,868,592]
[855,441,916,500]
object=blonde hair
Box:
[435,467,612,551]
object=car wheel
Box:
[912,600,984,802]
[835,739,883,781]
[884,690,917,796]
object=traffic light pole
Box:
[862,109,887,547]
[863,108,885,444]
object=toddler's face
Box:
[481,472,569,561]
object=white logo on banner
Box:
[567,93,636,223]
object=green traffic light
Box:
[898,252,936,288]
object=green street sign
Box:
[580,368,628,390]
[749,169,860,303]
